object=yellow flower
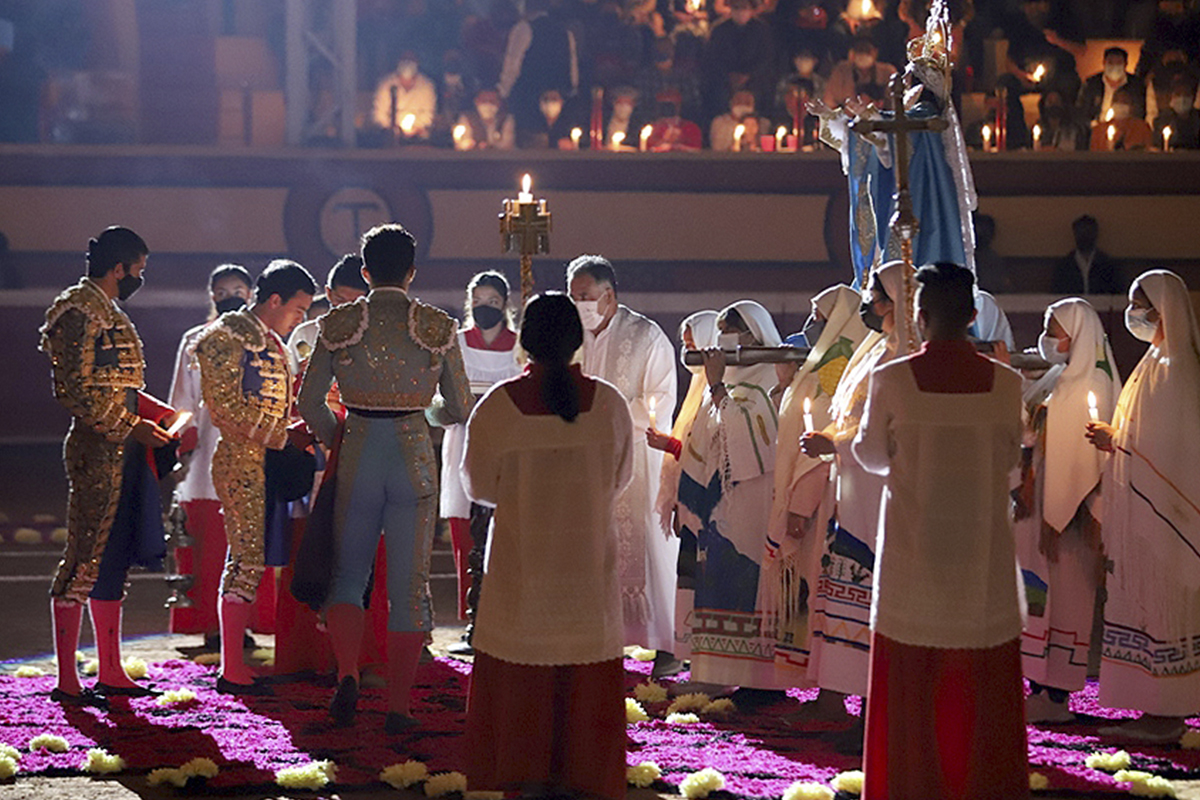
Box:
[0,755,17,780]
[782,781,834,800]
[380,760,429,789]
[679,767,725,799]
[84,748,125,774]
[831,770,864,794]
[1129,777,1176,797]
[423,771,468,797]
[1085,750,1132,772]
[666,712,701,725]
[633,681,669,704]
[1180,729,1200,749]
[463,792,505,800]
[13,666,44,678]
[1029,772,1050,791]
[626,761,662,788]
[250,648,275,661]
[28,734,69,753]
[50,527,69,545]
[82,660,99,677]
[147,758,219,788]
[193,653,221,666]
[667,693,711,715]
[179,758,218,779]
[276,760,335,790]
[156,689,198,707]
[626,698,650,723]
[13,528,41,545]
[121,657,148,680]
[630,647,657,662]
[0,745,19,762]
[818,355,851,396]
[147,767,188,787]
[701,698,737,719]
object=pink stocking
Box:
[52,599,83,695]
[327,603,366,684]
[219,596,255,684]
[89,598,138,688]
[386,631,426,715]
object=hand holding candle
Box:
[648,396,658,431]
[640,124,653,151]
[1087,390,1099,421]
[733,123,746,152]
[802,397,814,433]
[981,123,992,151]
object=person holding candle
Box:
[453,89,515,151]
[1079,47,1148,128]
[644,88,704,152]
[710,89,770,151]
[1152,79,1200,150]
[762,285,869,693]
[1089,87,1153,150]
[1015,298,1120,723]
[517,89,583,149]
[1084,269,1200,743]
[372,52,437,140]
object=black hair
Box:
[566,254,619,296]
[361,224,417,284]
[915,262,976,331]
[86,227,148,278]
[328,253,368,292]
[1072,214,1098,233]
[465,270,513,327]
[209,263,252,291]
[520,292,584,422]
[1104,46,1128,62]
[973,213,996,248]
[720,307,749,333]
[255,259,317,304]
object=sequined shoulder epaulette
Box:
[214,310,268,352]
[408,300,458,355]
[318,297,368,351]
[39,279,116,352]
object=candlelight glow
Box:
[1031,63,1046,82]
[861,0,873,16]
[803,397,812,414]
[1163,125,1173,151]
[1032,123,1041,144]
[981,124,992,149]
[612,131,625,149]
[733,123,745,152]
[1088,391,1099,421]
[522,173,532,194]
[570,127,582,145]
[1107,123,1116,144]
[1104,107,1115,122]
[166,411,193,437]
[400,113,416,134]
[453,123,466,141]
[640,124,653,150]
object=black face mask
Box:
[472,304,505,330]
[117,273,144,301]
[215,296,247,315]
[860,299,885,333]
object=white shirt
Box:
[169,322,218,502]
[372,72,437,133]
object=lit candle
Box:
[1087,391,1099,421]
[1163,125,1173,152]
[1107,123,1117,150]
[570,127,582,148]
[1104,107,1115,123]
[400,113,416,135]
[1031,63,1046,83]
[775,125,787,151]
[733,123,745,153]
[981,123,992,151]
[860,0,873,16]
[611,130,625,151]
[1031,123,1041,149]
[453,123,467,148]
[518,173,533,204]
[640,124,653,151]
[803,397,814,433]
[648,396,658,430]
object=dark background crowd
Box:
[0,0,1198,151]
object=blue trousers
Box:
[328,414,437,632]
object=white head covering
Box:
[1037,298,1121,533]
[679,310,719,372]
[973,289,1015,349]
[721,299,783,390]
[1104,270,1200,629]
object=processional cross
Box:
[499,174,552,318]
[850,74,947,351]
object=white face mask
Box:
[477,103,498,120]
[1038,332,1069,364]
[717,332,741,350]
[853,54,875,70]
[614,102,633,120]
[1171,96,1190,115]
[541,101,563,118]
[575,299,605,331]
[1125,306,1158,342]
[399,62,418,79]
[1104,64,1126,82]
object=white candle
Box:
[981,124,992,151]
[733,123,745,152]
[1107,123,1117,150]
[1163,125,1173,152]
[803,397,814,433]
[1087,391,1099,421]
[1031,63,1046,83]
[611,131,625,150]
[775,125,787,151]
[648,396,658,431]
[570,127,582,148]
[518,173,533,203]
[640,124,653,151]
[1031,123,1041,149]
[400,113,416,135]
[1104,107,1115,122]
[453,123,467,147]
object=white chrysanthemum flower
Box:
[84,748,125,774]
[630,647,657,662]
[13,528,41,545]
[1180,729,1200,749]
[1029,772,1050,791]
[633,681,669,704]
[679,767,725,799]
[147,767,187,787]
[380,760,429,789]
[193,653,221,666]
[28,734,69,753]
[146,758,218,788]
[1085,750,1132,772]
[626,697,650,723]
[781,781,834,800]
[13,666,44,678]
[701,698,737,719]
[0,745,19,762]
[74,651,86,663]
[1115,770,1177,798]
[276,760,335,790]
[179,758,218,779]
[831,769,864,794]
[50,528,69,545]
[423,771,468,797]
[665,712,701,725]
[626,761,662,788]
[667,692,711,715]
[156,689,198,706]
[82,660,99,677]
[120,657,148,680]
[0,755,17,780]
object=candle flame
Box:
[570,127,582,143]
[453,123,466,140]
[803,397,812,414]
[734,123,745,139]
[522,173,532,194]
[1031,63,1046,82]
[981,123,991,146]
[776,125,787,139]
[861,0,872,16]
[641,124,653,141]
[400,113,416,134]
[166,410,193,437]
[1088,391,1098,411]
[612,131,625,148]
[1104,107,1115,122]
[1032,123,1041,141]
[1164,125,1172,146]
[1107,123,1116,141]
[649,396,657,412]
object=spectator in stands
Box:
[1134,0,1200,83]
[1144,49,1199,124]
[498,0,579,134]
[1153,78,1200,149]
[775,47,826,119]
[1051,215,1122,296]
[770,1,837,78]
[454,88,516,150]
[519,88,583,149]
[1036,89,1090,150]
[645,87,703,151]
[705,0,776,122]
[460,1,520,89]
[973,213,1014,295]
[372,51,438,139]
[824,36,895,108]
[999,0,1084,146]
[624,0,666,68]
[1088,86,1153,149]
[636,38,703,125]
[1079,47,1148,125]
[433,50,479,143]
[605,86,642,149]
[711,89,770,150]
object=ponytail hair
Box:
[520,293,584,422]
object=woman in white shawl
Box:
[796,261,916,726]
[677,300,784,689]
[761,285,869,688]
[1016,298,1121,723]
[1086,269,1200,742]
[647,310,718,672]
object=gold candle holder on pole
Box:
[499,173,552,316]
